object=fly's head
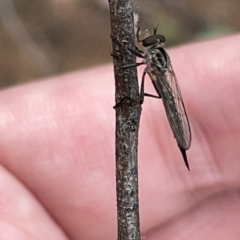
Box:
[137,25,165,48]
[142,34,165,47]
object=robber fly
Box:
[122,26,191,170]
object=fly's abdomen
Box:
[151,69,191,150]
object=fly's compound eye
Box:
[142,36,158,47]
[142,35,166,47]
[156,35,165,43]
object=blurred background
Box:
[0,0,239,88]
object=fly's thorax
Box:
[147,64,160,81]
[145,46,169,71]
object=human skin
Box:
[0,34,240,240]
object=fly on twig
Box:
[121,26,191,170]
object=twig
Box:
[108,0,142,239]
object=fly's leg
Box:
[121,47,144,68]
[144,93,161,99]
[140,71,147,104]
[113,96,129,109]
[121,62,144,69]
[111,34,145,68]
[136,26,142,43]
[114,95,139,109]
[140,71,161,104]
[128,48,144,58]
[111,34,143,57]
[135,45,143,54]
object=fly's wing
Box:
[151,64,191,151]
[151,64,191,170]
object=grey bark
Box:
[108,0,142,239]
